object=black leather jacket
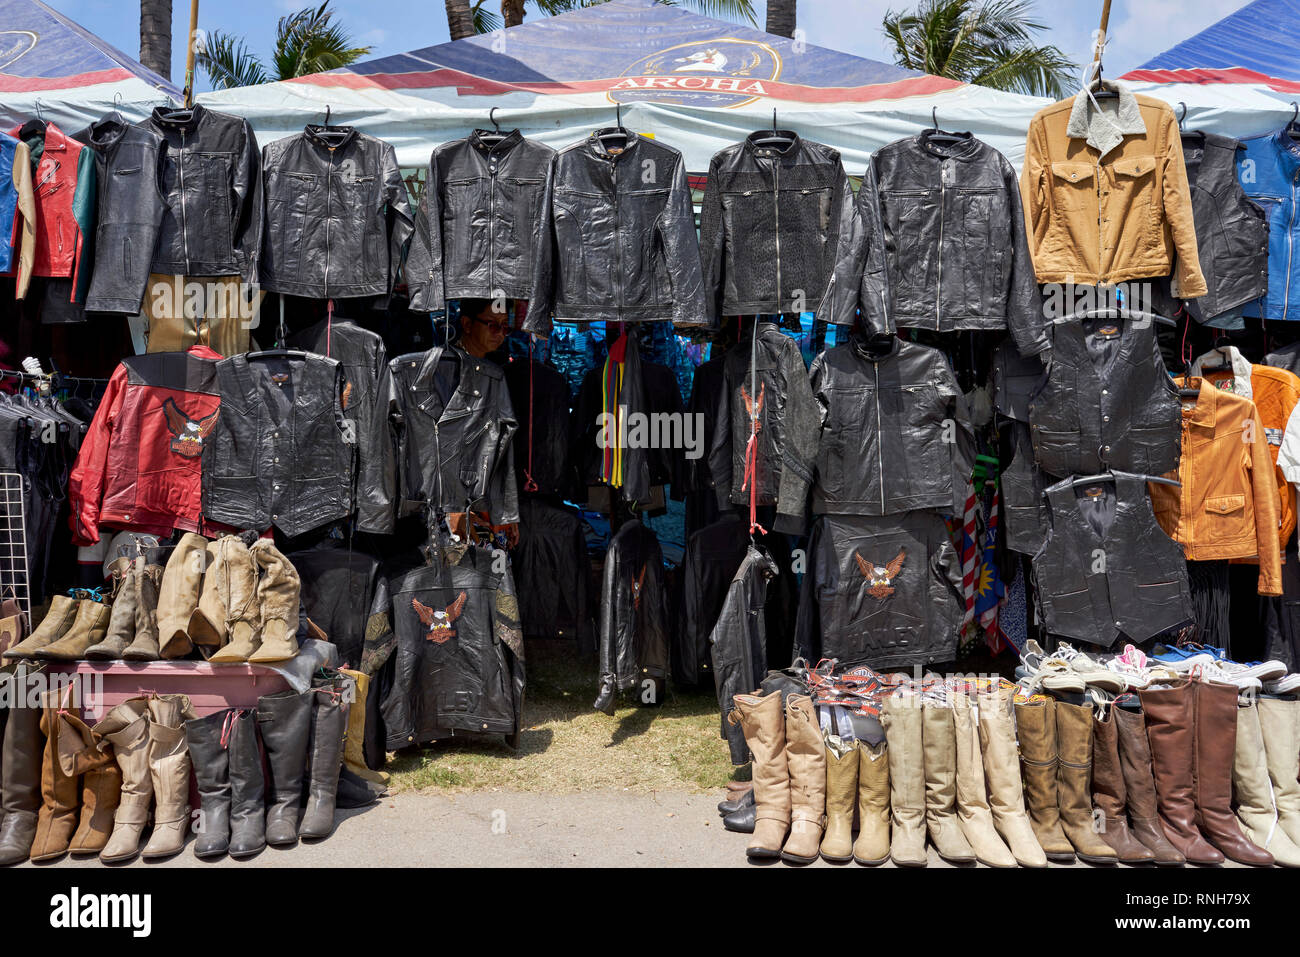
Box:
[261,126,412,300]
[710,543,779,765]
[145,104,262,281]
[525,131,706,333]
[871,132,1046,355]
[505,357,577,500]
[513,498,593,648]
[202,353,354,537]
[406,130,555,313]
[810,335,973,516]
[699,132,867,326]
[991,339,1049,555]
[83,116,168,314]
[378,347,519,531]
[594,519,668,713]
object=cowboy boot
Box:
[1113,704,1185,866]
[819,735,858,863]
[852,739,890,866]
[1014,696,1076,862]
[3,596,77,660]
[141,695,196,860]
[0,664,43,864]
[34,597,111,661]
[1055,700,1117,864]
[188,539,229,657]
[300,679,347,840]
[921,698,975,863]
[338,669,388,797]
[227,708,266,858]
[248,540,301,663]
[56,707,120,856]
[1193,681,1273,865]
[257,689,312,846]
[92,698,153,863]
[1259,697,1300,848]
[122,559,164,661]
[780,694,825,865]
[1092,705,1156,864]
[184,710,232,859]
[729,692,789,860]
[1139,680,1223,864]
[85,557,138,660]
[1235,697,1300,866]
[156,533,208,659]
[29,691,80,861]
[977,687,1047,868]
[952,693,1015,867]
[207,538,263,663]
[882,694,926,867]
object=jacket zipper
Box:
[874,363,884,511]
[324,149,336,296]
[773,159,782,311]
[488,153,498,295]
[935,171,945,330]
[1287,169,1299,320]
[179,129,190,274]
[610,155,622,318]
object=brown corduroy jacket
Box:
[1021,83,1207,297]
[1149,377,1282,595]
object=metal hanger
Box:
[308,105,352,148]
[1176,102,1187,131]
[751,109,796,149]
[923,106,967,145]
[475,107,511,147]
[1068,305,1177,328]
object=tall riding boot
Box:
[141,695,196,859]
[729,692,789,860]
[1092,706,1155,864]
[1234,697,1300,866]
[256,689,312,846]
[55,706,120,856]
[248,540,301,663]
[881,694,926,867]
[206,538,262,663]
[1139,680,1224,864]
[1259,697,1300,848]
[779,694,825,865]
[1193,681,1273,865]
[29,692,79,861]
[123,560,164,661]
[952,694,1015,867]
[977,688,1046,868]
[33,599,111,660]
[184,710,232,859]
[1015,697,1077,862]
[921,698,975,863]
[852,739,890,866]
[0,665,45,864]
[819,736,858,863]
[227,708,266,858]
[188,539,230,657]
[1055,700,1117,864]
[3,596,78,660]
[1113,705,1185,866]
[301,681,347,840]
[92,698,153,863]
[155,533,208,659]
[84,557,136,660]
[339,669,389,792]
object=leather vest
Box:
[203,353,354,537]
[1028,316,1181,477]
[1034,472,1193,648]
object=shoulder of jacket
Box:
[471,359,505,382]
[1132,93,1175,115]
[1030,99,1074,124]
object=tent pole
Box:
[183,0,200,107]
[1093,0,1112,67]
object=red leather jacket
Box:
[6,120,85,280]
[69,345,223,545]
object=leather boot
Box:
[719,786,752,815]
[729,692,789,860]
[208,537,264,663]
[1258,697,1300,848]
[0,665,43,864]
[1235,697,1300,866]
[1113,705,1185,866]
[123,560,164,661]
[34,599,111,660]
[722,790,755,833]
[852,739,890,866]
[227,708,266,858]
[952,694,1015,867]
[1139,680,1223,864]
[921,698,975,863]
[1193,681,1274,865]
[882,694,927,866]
[779,694,824,865]
[3,595,77,660]
[248,540,301,663]
[0,614,24,656]
[977,688,1046,868]
[1014,697,1076,862]
[188,539,229,656]
[819,736,858,863]
[184,710,232,859]
[30,692,79,861]
[1092,706,1155,864]
[256,689,312,846]
[141,695,196,859]
[338,669,388,792]
[53,704,119,856]
[156,533,208,659]
[301,679,347,840]
[92,698,153,863]
[1055,700,1117,864]
[84,556,135,660]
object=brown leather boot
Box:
[30,691,79,861]
[156,533,208,659]
[5,596,79,660]
[0,664,43,865]
[56,708,120,855]
[730,692,789,860]
[1014,696,1076,862]
[1092,705,1155,864]
[1193,681,1273,866]
[1112,704,1184,866]
[85,557,137,660]
[779,694,825,865]
[123,561,164,661]
[1139,680,1223,864]
[1055,700,1117,864]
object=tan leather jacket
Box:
[1149,377,1282,595]
[1021,82,1207,297]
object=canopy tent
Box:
[1121,0,1300,137]
[198,0,1048,172]
[0,0,180,131]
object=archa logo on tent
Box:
[0,32,38,72]
[611,39,781,109]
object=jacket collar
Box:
[850,332,899,363]
[151,102,206,134]
[88,115,131,154]
[917,129,980,161]
[1271,126,1300,174]
[744,129,802,160]
[587,129,641,161]
[1190,345,1253,400]
[1179,375,1218,428]
[304,123,359,151]
[1067,80,1145,159]
[412,345,492,415]
[470,127,523,155]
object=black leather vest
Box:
[1028,316,1181,477]
[1034,472,1192,648]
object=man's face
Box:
[462,308,508,356]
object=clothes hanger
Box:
[596,105,633,152]
[307,105,352,148]
[922,106,967,145]
[475,107,512,148]
[751,109,797,149]
[1088,58,1119,99]
[1070,305,1177,328]
[1287,102,1300,142]
[1068,470,1180,489]
[1177,102,1187,131]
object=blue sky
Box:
[45,0,1237,93]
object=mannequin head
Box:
[458,299,509,357]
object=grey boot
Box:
[85,557,138,660]
[184,711,232,859]
[300,681,347,840]
[0,664,44,865]
[227,709,266,859]
[256,690,312,847]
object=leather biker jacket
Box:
[709,543,779,765]
[594,519,668,713]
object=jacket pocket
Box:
[1205,493,1245,514]
[1112,155,1158,242]
[1050,162,1094,213]
[1203,492,1246,544]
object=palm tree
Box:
[883,0,1074,98]
[453,0,756,37]
[197,1,372,90]
[766,0,795,38]
[139,0,172,80]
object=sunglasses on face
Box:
[472,316,509,334]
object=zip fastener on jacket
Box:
[1287,169,1300,320]
[179,129,190,274]
[324,150,336,295]
[874,362,884,511]
[773,159,782,311]
[488,148,498,295]
[610,155,622,319]
[935,172,945,330]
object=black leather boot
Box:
[0,665,44,865]
[718,787,754,816]
[593,674,617,716]
[184,710,232,859]
[723,792,757,834]
[300,683,346,840]
[227,709,266,859]
[256,690,312,847]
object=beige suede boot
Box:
[922,697,975,863]
[977,687,1047,867]
[819,735,857,863]
[156,533,208,658]
[779,694,825,865]
[1235,698,1300,867]
[247,540,300,663]
[729,692,789,860]
[852,738,890,866]
[952,693,1015,867]
[882,694,927,866]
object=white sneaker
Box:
[1264,673,1300,695]
[1192,660,1263,691]
[1055,641,1127,692]
[1218,658,1288,682]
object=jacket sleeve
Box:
[11,141,34,300]
[233,118,263,286]
[67,363,128,546]
[807,352,831,500]
[710,361,735,510]
[1249,406,1284,595]
[662,154,708,329]
[70,145,96,304]
[1020,116,1049,276]
[355,338,394,534]
[490,383,521,527]
[698,153,725,329]
[405,150,443,313]
[814,155,864,327]
[1162,111,1208,299]
[526,152,557,325]
[597,535,619,684]
[1003,155,1050,356]
[854,162,892,335]
[382,144,414,303]
[773,341,817,535]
